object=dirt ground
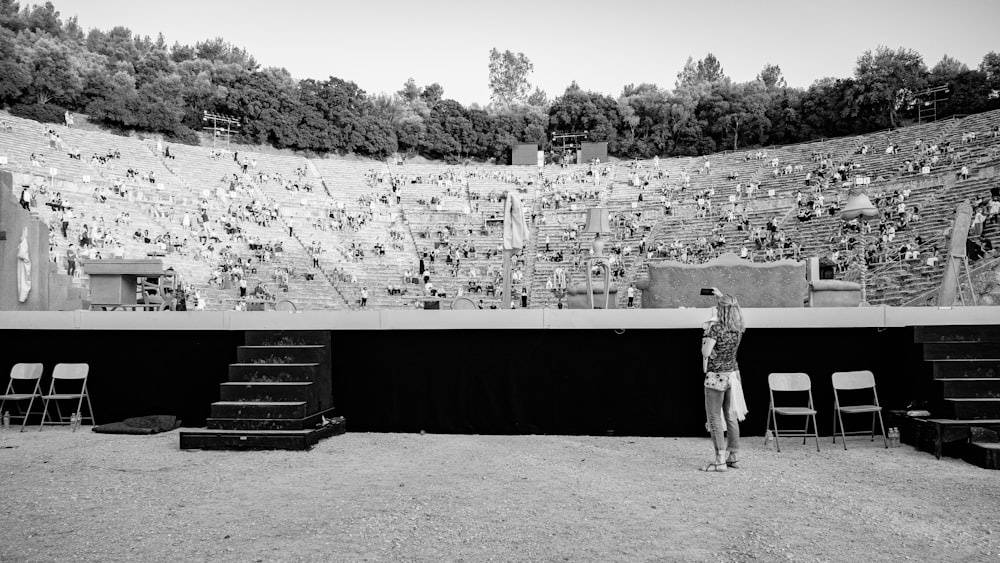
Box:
[0,428,997,563]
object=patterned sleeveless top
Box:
[707,323,742,372]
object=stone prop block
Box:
[809,279,862,307]
[636,253,807,308]
[566,282,619,309]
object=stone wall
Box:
[974,265,1000,306]
[636,252,808,308]
[1,171,83,310]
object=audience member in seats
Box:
[981,236,994,256]
[19,184,31,211]
[967,238,985,262]
[66,244,77,276]
[700,289,745,473]
[192,290,206,310]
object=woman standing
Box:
[701,289,746,472]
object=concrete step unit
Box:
[907,324,1000,469]
[180,329,342,451]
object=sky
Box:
[52,0,1000,106]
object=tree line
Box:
[3,1,999,162]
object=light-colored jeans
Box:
[705,385,740,455]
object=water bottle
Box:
[764,429,775,451]
[2,411,9,430]
[70,412,79,432]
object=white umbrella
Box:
[501,191,529,307]
[17,227,31,302]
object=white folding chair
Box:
[765,373,820,452]
[39,363,95,431]
[832,370,887,449]
[0,363,45,432]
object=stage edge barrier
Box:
[0,307,996,330]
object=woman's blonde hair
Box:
[715,294,744,333]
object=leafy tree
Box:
[0,0,23,32]
[938,70,1000,118]
[762,87,805,146]
[757,63,786,89]
[22,32,84,104]
[194,37,257,70]
[618,84,674,157]
[549,85,622,154]
[853,46,927,128]
[420,82,443,105]
[526,86,548,108]
[220,67,296,147]
[9,101,65,123]
[89,26,138,64]
[711,82,770,151]
[697,54,726,83]
[170,41,195,64]
[980,52,1000,85]
[3,8,1000,164]
[62,15,83,43]
[675,57,698,88]
[397,78,421,103]
[488,48,534,107]
[930,54,969,79]
[0,26,29,102]
[24,1,60,36]
[676,54,727,88]
[800,77,859,138]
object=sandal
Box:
[726,456,742,469]
[699,462,728,472]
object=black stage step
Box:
[180,416,345,451]
[923,342,1000,361]
[206,407,335,431]
[210,401,307,420]
[244,330,329,347]
[228,363,320,383]
[889,411,1000,469]
[915,325,1000,343]
[938,378,1000,399]
[942,398,1000,420]
[236,346,325,364]
[933,361,1000,379]
[219,381,318,410]
[962,442,1000,470]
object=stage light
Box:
[840,187,878,222]
[582,206,611,255]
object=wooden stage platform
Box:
[0,307,996,465]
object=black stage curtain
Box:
[0,327,929,436]
[330,327,928,437]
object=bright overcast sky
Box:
[53,0,1000,106]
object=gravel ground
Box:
[0,428,997,563]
